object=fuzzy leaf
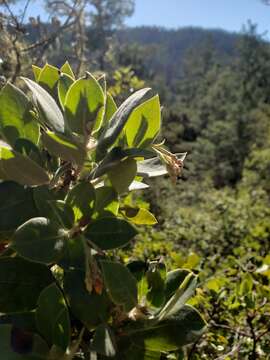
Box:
[22,77,65,134]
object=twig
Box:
[21,0,81,53]
[20,0,32,25]
[247,314,257,360]
[211,321,251,338]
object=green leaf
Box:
[32,65,42,81]
[61,61,75,79]
[37,64,60,97]
[105,93,117,123]
[205,278,225,293]
[42,131,86,165]
[0,324,49,359]
[158,273,197,321]
[0,145,50,186]
[96,87,152,161]
[91,147,124,179]
[146,263,166,308]
[91,324,116,357]
[117,341,161,360]
[97,74,106,95]
[122,206,157,225]
[96,93,117,139]
[101,260,138,312]
[125,95,161,148]
[47,200,75,229]
[0,181,37,240]
[91,147,152,179]
[239,273,253,296]
[85,217,138,250]
[12,217,68,265]
[33,186,56,217]
[126,260,148,282]
[184,253,201,269]
[14,139,43,166]
[58,73,74,109]
[164,269,191,301]
[108,158,137,194]
[0,83,39,146]
[66,181,96,222]
[36,284,70,350]
[64,74,105,136]
[64,269,111,328]
[0,257,54,312]
[127,305,206,352]
[22,77,65,134]
[59,235,85,271]
[94,186,119,218]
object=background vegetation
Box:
[1,0,270,358]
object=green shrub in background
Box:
[0,62,206,359]
[134,179,270,358]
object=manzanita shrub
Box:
[0,62,206,359]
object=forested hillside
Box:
[1,0,270,356]
[117,26,238,81]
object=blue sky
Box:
[10,0,270,34]
[127,0,270,34]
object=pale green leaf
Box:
[0,145,50,186]
[42,131,86,165]
[22,77,65,134]
[64,74,105,136]
[96,88,152,161]
[108,158,137,194]
[0,83,39,146]
[125,95,161,148]
[61,61,75,79]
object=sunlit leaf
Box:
[0,83,39,146]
